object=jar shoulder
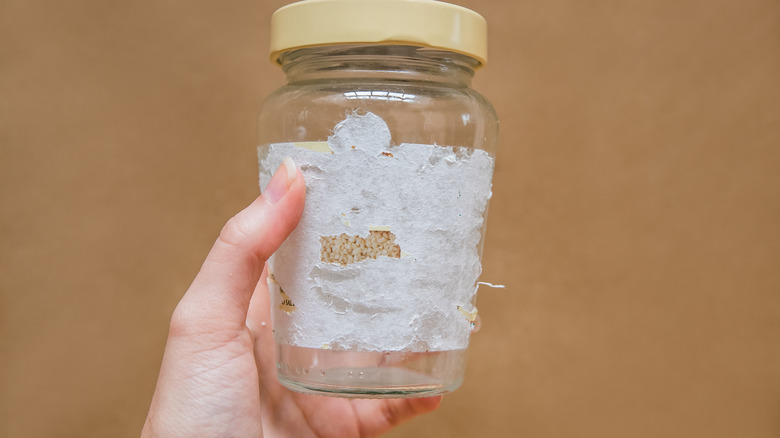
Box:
[262,80,494,114]
[259,80,498,151]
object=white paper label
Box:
[259,112,494,352]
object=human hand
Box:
[142,158,441,437]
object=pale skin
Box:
[142,157,441,438]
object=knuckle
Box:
[168,300,206,339]
[168,301,246,345]
[168,302,193,338]
[218,214,254,249]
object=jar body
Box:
[258,45,498,398]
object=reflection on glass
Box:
[343,91,416,102]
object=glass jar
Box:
[258,0,498,398]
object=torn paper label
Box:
[258,112,494,352]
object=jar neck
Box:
[278,45,478,87]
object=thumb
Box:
[171,157,305,336]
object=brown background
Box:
[2,0,779,437]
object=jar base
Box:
[276,344,467,398]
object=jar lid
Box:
[270,0,488,67]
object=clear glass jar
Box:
[260,45,497,155]
[258,43,498,398]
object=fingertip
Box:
[262,156,300,204]
[282,156,297,185]
[410,395,443,414]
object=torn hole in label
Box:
[457,305,478,325]
[279,288,297,314]
[268,269,297,314]
[320,229,401,266]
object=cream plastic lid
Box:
[270,0,488,67]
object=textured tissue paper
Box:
[258,112,494,352]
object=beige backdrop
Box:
[2,0,779,437]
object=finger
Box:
[171,157,305,336]
[353,396,443,437]
[246,266,272,335]
[246,266,281,385]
